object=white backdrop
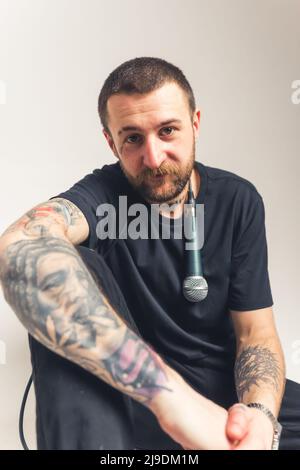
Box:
[0,0,299,450]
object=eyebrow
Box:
[117,119,182,136]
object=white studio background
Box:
[0,0,299,450]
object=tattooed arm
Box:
[226,307,286,449]
[0,198,236,450]
[231,307,286,414]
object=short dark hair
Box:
[98,57,196,134]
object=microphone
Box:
[182,180,208,302]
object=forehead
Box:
[106,82,190,131]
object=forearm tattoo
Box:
[234,345,281,402]
[0,235,171,405]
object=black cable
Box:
[19,373,33,450]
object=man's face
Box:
[103,82,200,203]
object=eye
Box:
[124,127,176,145]
[125,134,142,144]
[160,126,176,136]
[39,271,67,292]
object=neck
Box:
[170,186,189,206]
[159,166,200,218]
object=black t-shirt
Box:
[54,160,273,404]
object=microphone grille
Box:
[183,276,208,302]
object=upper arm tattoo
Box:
[50,197,84,226]
[234,345,281,402]
[2,198,88,242]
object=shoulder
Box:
[204,163,259,192]
[61,162,129,202]
[198,161,263,205]
[82,162,125,187]
[93,161,124,180]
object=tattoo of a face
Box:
[0,236,170,404]
[234,345,281,402]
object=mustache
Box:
[137,163,180,183]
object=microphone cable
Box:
[19,373,33,450]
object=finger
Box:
[233,435,264,451]
[226,403,250,443]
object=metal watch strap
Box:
[247,402,282,450]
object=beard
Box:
[118,141,196,204]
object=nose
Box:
[65,268,86,302]
[65,279,84,304]
[142,137,166,170]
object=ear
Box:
[192,109,201,140]
[102,129,119,159]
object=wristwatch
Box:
[247,402,282,450]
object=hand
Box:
[226,403,274,450]
[149,367,248,450]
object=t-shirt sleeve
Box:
[50,173,100,250]
[228,187,273,311]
